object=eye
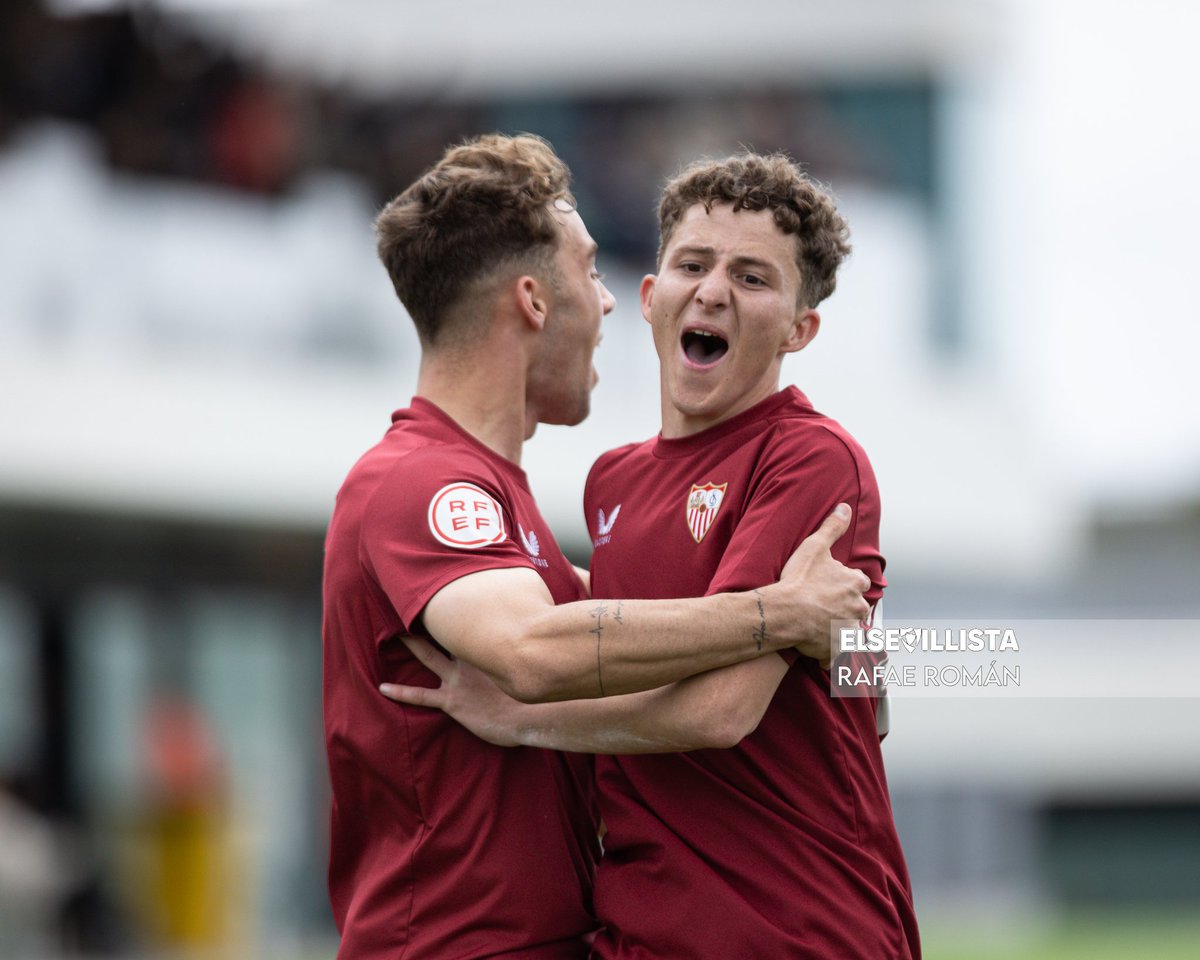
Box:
[591,270,606,282]
[679,262,704,274]
[740,273,766,287]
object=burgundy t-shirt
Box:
[322,397,599,960]
[584,387,919,960]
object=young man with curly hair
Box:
[387,151,920,958]
[324,135,873,959]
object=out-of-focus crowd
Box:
[0,0,907,271]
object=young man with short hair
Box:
[324,135,873,959]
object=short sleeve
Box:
[705,424,886,634]
[360,450,535,634]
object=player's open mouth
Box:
[680,328,729,368]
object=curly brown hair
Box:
[657,153,851,309]
[375,133,575,345]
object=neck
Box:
[660,381,783,439]
[416,344,530,464]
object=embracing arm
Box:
[382,635,790,754]
[421,504,867,703]
[571,564,591,596]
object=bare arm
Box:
[571,564,591,596]
[381,635,790,754]
[420,504,868,703]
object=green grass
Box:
[922,911,1200,960]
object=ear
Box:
[781,308,820,355]
[639,274,657,326]
[515,275,549,332]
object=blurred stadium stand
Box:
[1,0,1197,956]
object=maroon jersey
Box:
[585,387,918,960]
[322,397,599,960]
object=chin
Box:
[567,399,591,426]
[541,399,590,428]
[668,387,720,419]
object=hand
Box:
[379,636,526,747]
[774,503,871,667]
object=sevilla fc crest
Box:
[686,482,728,543]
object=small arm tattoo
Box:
[613,599,624,625]
[590,601,608,696]
[752,589,768,652]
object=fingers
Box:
[806,503,852,551]
[400,634,452,678]
[381,636,453,709]
[849,593,871,622]
[831,572,871,624]
[379,682,446,709]
[782,505,852,574]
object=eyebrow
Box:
[731,255,778,276]
[671,245,780,276]
[671,244,715,260]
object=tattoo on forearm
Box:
[752,590,768,652]
[590,601,608,696]
[613,599,624,625]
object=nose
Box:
[695,270,729,309]
[600,281,616,316]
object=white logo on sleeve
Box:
[597,505,621,535]
[427,482,506,549]
[593,504,622,548]
[518,524,550,567]
[518,524,540,557]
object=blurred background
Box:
[1,0,1197,957]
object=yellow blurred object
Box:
[134,696,240,955]
[148,799,227,947]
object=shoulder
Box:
[403,442,505,478]
[751,403,880,504]
[364,443,512,524]
[586,438,653,488]
[389,442,502,488]
[767,403,874,472]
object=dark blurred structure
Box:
[0,0,934,271]
[0,504,327,955]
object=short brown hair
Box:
[657,153,850,308]
[375,133,575,345]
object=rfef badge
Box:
[686,482,727,543]
[428,482,506,549]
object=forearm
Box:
[381,635,787,754]
[514,589,787,702]
[509,658,778,753]
[504,689,696,754]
